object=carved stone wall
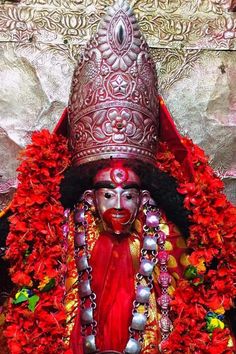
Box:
[0,0,235,208]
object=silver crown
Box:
[68,0,159,167]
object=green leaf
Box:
[13,293,28,305]
[184,265,198,280]
[28,295,40,312]
[40,278,55,292]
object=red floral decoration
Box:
[3,130,236,353]
[4,130,71,353]
[157,139,236,353]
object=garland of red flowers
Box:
[4,130,236,353]
[4,130,71,353]
[157,140,236,353]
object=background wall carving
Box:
[0,0,235,209]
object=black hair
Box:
[60,160,191,237]
[0,210,11,249]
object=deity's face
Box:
[84,164,150,235]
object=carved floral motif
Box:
[104,108,135,143]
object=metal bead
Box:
[131,313,147,331]
[62,224,69,236]
[157,294,171,310]
[139,259,155,277]
[157,231,166,245]
[146,211,159,228]
[64,208,70,218]
[158,272,171,288]
[143,236,157,251]
[160,316,172,333]
[80,308,93,325]
[74,209,85,223]
[75,255,89,271]
[83,334,97,354]
[78,280,92,298]
[75,231,86,247]
[136,285,151,303]
[124,338,141,354]
[157,250,169,265]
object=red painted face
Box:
[93,164,142,235]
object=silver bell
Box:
[139,259,155,277]
[74,231,86,247]
[124,338,141,354]
[78,280,92,298]
[84,334,97,354]
[143,236,157,251]
[136,285,151,303]
[131,313,147,331]
[76,255,89,271]
[80,308,93,325]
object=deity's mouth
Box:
[107,209,131,223]
[103,208,132,233]
[111,211,129,219]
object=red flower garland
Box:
[157,140,236,353]
[5,130,70,353]
[4,131,236,353]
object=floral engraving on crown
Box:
[70,108,157,151]
[108,73,132,98]
[104,108,135,143]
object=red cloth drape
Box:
[70,232,136,352]
[91,232,136,350]
[159,97,195,180]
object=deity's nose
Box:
[115,193,122,210]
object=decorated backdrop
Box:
[0,0,236,208]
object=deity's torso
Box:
[65,210,189,354]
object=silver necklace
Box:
[63,203,172,354]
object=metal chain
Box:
[72,202,171,354]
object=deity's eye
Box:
[126,194,133,200]
[104,192,112,199]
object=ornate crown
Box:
[68,0,159,167]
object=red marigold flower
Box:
[11,271,33,287]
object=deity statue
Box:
[0,1,235,353]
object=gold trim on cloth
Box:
[64,211,79,345]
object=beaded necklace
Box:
[63,202,172,354]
